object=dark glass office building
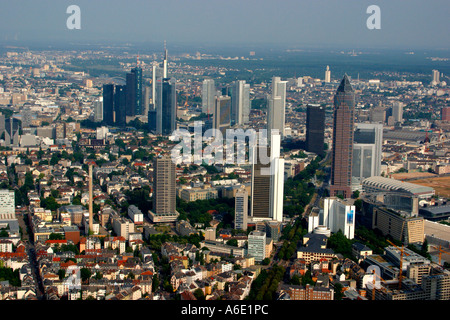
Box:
[156,78,176,135]
[114,85,127,127]
[102,84,115,126]
[330,75,355,199]
[306,104,325,157]
[126,67,143,116]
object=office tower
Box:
[102,84,115,125]
[352,123,383,190]
[323,197,355,239]
[88,164,93,233]
[21,108,32,128]
[267,76,287,138]
[148,107,157,132]
[268,133,285,223]
[306,104,326,156]
[93,97,103,122]
[114,85,127,127]
[431,69,440,86]
[213,95,231,136]
[0,113,5,133]
[392,101,404,123]
[370,105,385,123]
[163,41,168,78]
[251,132,284,223]
[126,71,136,116]
[152,65,157,105]
[202,79,216,114]
[4,117,20,147]
[234,188,248,231]
[248,231,266,262]
[55,122,66,140]
[231,80,250,126]
[149,156,178,223]
[143,86,151,117]
[330,75,355,199]
[155,77,177,135]
[126,67,143,116]
[0,189,15,221]
[325,65,331,83]
[442,107,450,121]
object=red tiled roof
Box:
[45,240,67,244]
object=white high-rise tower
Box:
[232,80,250,125]
[202,79,216,114]
[325,65,331,83]
[267,77,287,138]
[250,131,284,223]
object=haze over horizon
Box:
[0,0,449,51]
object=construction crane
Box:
[370,269,387,300]
[387,240,410,290]
[432,245,450,265]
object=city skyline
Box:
[0,0,450,306]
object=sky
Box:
[0,0,449,50]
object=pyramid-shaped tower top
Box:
[337,74,353,93]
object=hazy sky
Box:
[1,0,449,50]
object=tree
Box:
[80,268,92,283]
[152,274,159,292]
[58,269,66,280]
[49,233,65,240]
[193,288,205,300]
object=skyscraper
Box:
[155,77,177,135]
[202,79,216,115]
[325,65,331,83]
[392,101,404,123]
[93,97,103,122]
[4,117,20,147]
[143,86,151,117]
[114,85,127,127]
[213,95,231,136]
[149,156,178,223]
[126,67,143,116]
[250,132,284,223]
[234,187,248,231]
[431,69,440,86]
[231,80,250,126]
[330,75,355,199]
[351,123,383,191]
[102,84,115,126]
[267,76,287,138]
[306,104,325,157]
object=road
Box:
[18,209,45,299]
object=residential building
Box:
[149,156,178,223]
[0,189,15,221]
[247,231,266,263]
[234,188,248,231]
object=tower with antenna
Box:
[163,40,168,78]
